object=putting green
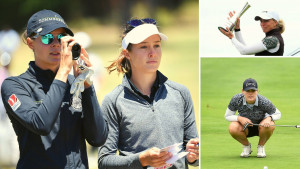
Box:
[201,57,300,169]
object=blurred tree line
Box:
[1,0,195,32]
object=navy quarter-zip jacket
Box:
[1,61,108,169]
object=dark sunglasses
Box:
[40,33,67,45]
[127,18,156,28]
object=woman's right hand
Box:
[237,116,252,127]
[139,147,172,167]
[235,17,240,30]
[228,11,240,29]
[55,36,77,82]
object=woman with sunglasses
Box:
[220,11,285,56]
[0,9,108,169]
[98,18,199,169]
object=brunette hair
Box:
[106,22,136,75]
[106,44,132,75]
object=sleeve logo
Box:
[8,94,21,111]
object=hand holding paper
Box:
[147,142,189,169]
[139,147,172,168]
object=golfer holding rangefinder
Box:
[1,9,108,168]
[225,78,281,158]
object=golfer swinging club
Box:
[225,78,281,158]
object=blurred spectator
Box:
[0,26,20,167]
[0,27,20,55]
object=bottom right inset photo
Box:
[201,57,300,169]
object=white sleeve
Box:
[231,38,267,55]
[234,31,246,45]
[225,108,238,122]
[264,108,281,121]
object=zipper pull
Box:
[151,105,154,112]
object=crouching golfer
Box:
[224,78,281,158]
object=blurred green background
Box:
[0,0,199,168]
[201,58,300,169]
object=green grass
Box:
[201,58,300,169]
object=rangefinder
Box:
[71,43,81,60]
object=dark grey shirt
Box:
[98,71,199,169]
[228,93,276,124]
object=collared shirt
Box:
[228,93,276,124]
[242,95,258,110]
[126,72,160,104]
[98,70,199,169]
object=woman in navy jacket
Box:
[1,9,107,169]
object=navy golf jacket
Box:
[1,62,108,169]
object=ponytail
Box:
[106,48,132,75]
[278,19,285,34]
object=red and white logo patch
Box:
[8,94,21,111]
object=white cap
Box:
[255,11,280,22]
[121,24,168,50]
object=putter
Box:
[252,124,300,128]
[243,122,300,131]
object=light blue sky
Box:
[200,0,300,56]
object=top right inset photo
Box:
[200,0,300,56]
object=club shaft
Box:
[252,124,297,127]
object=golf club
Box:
[243,122,300,131]
[288,47,300,56]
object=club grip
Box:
[243,122,249,131]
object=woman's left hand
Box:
[220,27,234,39]
[186,138,199,163]
[261,116,272,128]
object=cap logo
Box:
[8,94,21,111]
[246,82,256,87]
[37,28,43,33]
[38,16,66,24]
